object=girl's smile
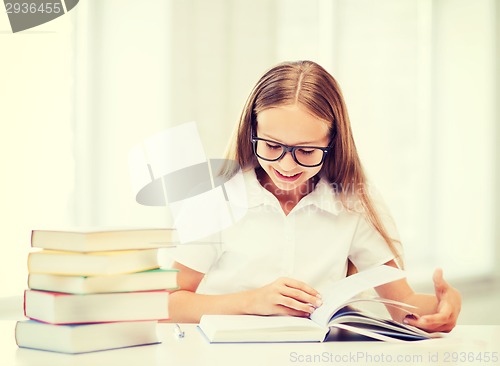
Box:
[272,168,303,182]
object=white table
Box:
[1,321,499,366]
[1,295,499,366]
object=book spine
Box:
[14,321,20,347]
[23,290,27,318]
[25,317,170,325]
[30,230,35,248]
[25,290,170,324]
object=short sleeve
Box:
[348,189,402,271]
[170,232,223,273]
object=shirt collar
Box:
[243,168,279,208]
[242,168,342,216]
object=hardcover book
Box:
[28,268,178,294]
[198,266,439,343]
[31,228,178,252]
[24,290,170,324]
[27,249,161,276]
[16,320,160,354]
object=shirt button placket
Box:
[282,214,296,276]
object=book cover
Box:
[24,290,170,324]
[28,268,179,294]
[31,228,178,252]
[27,249,161,276]
[15,320,160,354]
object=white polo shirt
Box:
[172,168,399,295]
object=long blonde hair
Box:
[226,60,402,267]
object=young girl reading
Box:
[168,60,461,332]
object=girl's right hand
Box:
[245,277,323,317]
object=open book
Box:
[198,266,439,343]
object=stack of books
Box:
[15,228,178,354]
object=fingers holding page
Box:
[246,277,322,317]
[280,277,323,307]
[271,277,321,316]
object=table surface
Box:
[1,295,499,366]
[1,321,499,366]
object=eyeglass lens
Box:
[255,140,325,167]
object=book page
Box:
[331,323,407,343]
[310,265,406,326]
[341,296,416,315]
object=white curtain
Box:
[80,0,495,281]
[0,0,496,296]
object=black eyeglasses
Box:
[250,132,333,168]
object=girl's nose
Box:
[278,151,298,171]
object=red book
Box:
[24,290,169,324]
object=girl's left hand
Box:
[404,268,461,332]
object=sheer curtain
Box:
[73,0,499,282]
[1,0,496,297]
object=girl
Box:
[168,60,461,332]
